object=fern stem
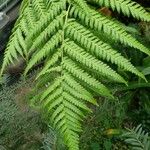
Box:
[61,3,71,76]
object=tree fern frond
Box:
[63,82,94,105]
[19,0,30,14]
[43,66,62,74]
[26,4,66,51]
[16,28,27,55]
[19,17,29,36]
[36,49,62,78]
[25,31,63,74]
[61,100,85,119]
[0,3,36,74]
[46,96,62,112]
[63,57,113,98]
[42,87,62,107]
[70,0,89,12]
[65,107,83,122]
[0,29,25,74]
[40,77,63,101]
[22,4,38,31]
[63,40,127,84]
[70,6,150,56]
[28,12,65,53]
[32,0,47,18]
[121,125,150,150]
[63,72,95,103]
[66,20,145,79]
[26,1,66,36]
[91,0,150,21]
[1,0,150,149]
[45,0,52,10]
[63,91,92,112]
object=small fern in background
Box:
[42,126,66,150]
[121,125,150,150]
[1,0,150,149]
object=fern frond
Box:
[70,0,89,12]
[63,91,91,112]
[63,82,93,106]
[19,17,29,36]
[24,31,63,74]
[63,72,95,104]
[23,5,37,29]
[41,84,83,150]
[36,49,62,78]
[26,2,66,52]
[32,0,47,18]
[0,3,35,74]
[63,57,113,98]
[92,0,150,21]
[63,40,127,84]
[40,77,63,101]
[0,28,26,74]
[1,0,150,149]
[70,6,150,56]
[28,12,65,53]
[42,87,62,107]
[66,20,145,79]
[122,125,150,150]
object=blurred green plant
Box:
[0,83,42,149]
[0,76,65,150]
[79,98,128,150]
[121,124,150,150]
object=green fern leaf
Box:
[70,6,150,56]
[32,0,47,18]
[1,0,150,149]
[63,40,127,83]
[92,0,150,21]
[24,30,63,74]
[122,125,150,150]
[66,20,145,79]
